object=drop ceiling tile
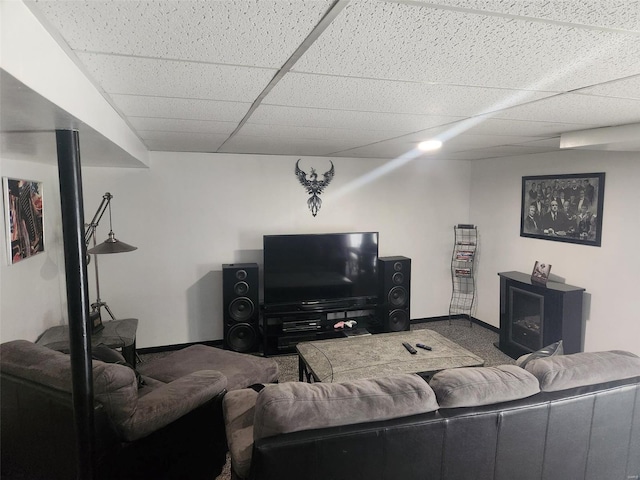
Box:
[141,131,228,152]
[576,75,640,100]
[397,129,549,146]
[425,0,640,31]
[264,73,554,116]
[494,93,640,125]
[238,123,402,143]
[249,105,463,132]
[392,116,595,143]
[438,117,597,137]
[294,1,640,91]
[31,0,333,68]
[17,0,640,159]
[442,145,561,160]
[329,141,423,159]
[128,117,237,135]
[517,137,561,148]
[329,148,406,159]
[330,132,554,159]
[442,134,553,151]
[432,150,496,160]
[77,53,275,100]
[220,135,362,156]
[346,136,559,160]
[110,95,251,122]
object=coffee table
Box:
[296,329,484,382]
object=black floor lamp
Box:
[84,192,137,331]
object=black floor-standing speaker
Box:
[223,263,260,352]
[377,256,411,332]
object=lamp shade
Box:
[87,231,137,255]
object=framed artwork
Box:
[2,177,45,264]
[520,172,605,247]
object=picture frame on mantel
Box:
[531,261,551,286]
[520,172,605,247]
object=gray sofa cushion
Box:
[253,374,438,440]
[136,344,279,391]
[523,350,640,392]
[430,365,540,408]
[223,388,261,480]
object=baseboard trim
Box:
[412,316,499,334]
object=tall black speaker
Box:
[223,263,260,352]
[377,256,411,332]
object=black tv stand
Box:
[261,303,378,356]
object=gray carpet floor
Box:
[205,318,514,480]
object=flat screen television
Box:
[263,232,379,310]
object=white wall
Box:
[79,152,471,348]
[3,147,640,357]
[0,157,67,342]
[470,150,640,356]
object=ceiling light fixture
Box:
[418,139,443,152]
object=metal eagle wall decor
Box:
[295,159,335,217]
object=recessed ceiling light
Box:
[418,139,443,151]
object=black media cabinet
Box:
[497,271,585,359]
[261,304,378,356]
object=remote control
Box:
[416,343,432,351]
[402,342,417,354]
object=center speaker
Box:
[223,263,260,352]
[377,256,411,332]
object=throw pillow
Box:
[430,365,540,408]
[92,344,145,387]
[92,344,127,363]
[516,340,564,368]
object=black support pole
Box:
[55,129,95,480]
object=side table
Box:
[36,318,138,366]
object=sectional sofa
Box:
[223,350,640,480]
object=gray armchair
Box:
[0,339,279,479]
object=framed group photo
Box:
[520,172,605,247]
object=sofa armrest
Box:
[119,370,227,441]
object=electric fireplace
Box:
[509,286,544,352]
[497,271,585,359]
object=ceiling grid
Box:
[3,0,639,162]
